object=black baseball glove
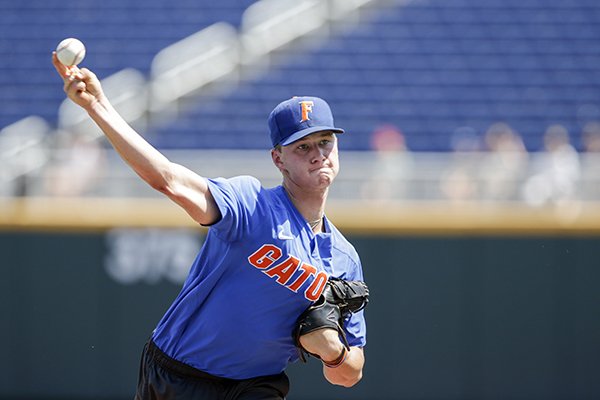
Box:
[293,277,369,362]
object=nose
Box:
[312,146,327,162]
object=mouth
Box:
[310,166,332,174]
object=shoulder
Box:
[207,175,263,202]
[328,222,363,279]
[205,176,278,240]
[207,176,283,217]
[328,222,358,255]
[210,175,261,192]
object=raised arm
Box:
[52,53,219,225]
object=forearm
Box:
[322,346,364,387]
[85,97,172,189]
[52,54,216,221]
[53,53,169,187]
[85,97,218,224]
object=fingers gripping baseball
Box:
[66,68,101,106]
[52,52,104,110]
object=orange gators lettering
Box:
[247,244,328,301]
[305,271,328,301]
[248,244,282,269]
[287,263,316,292]
[299,101,314,122]
[264,255,301,285]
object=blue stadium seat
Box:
[2,0,599,152]
[0,0,259,130]
[141,0,600,151]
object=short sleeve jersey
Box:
[152,175,366,379]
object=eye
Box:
[297,143,309,151]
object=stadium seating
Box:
[147,0,600,151]
[1,0,599,152]
[0,0,257,129]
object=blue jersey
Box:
[152,175,367,379]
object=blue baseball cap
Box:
[268,96,344,147]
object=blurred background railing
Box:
[2,146,599,204]
[3,145,600,233]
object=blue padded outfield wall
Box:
[0,229,599,400]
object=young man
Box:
[52,53,366,399]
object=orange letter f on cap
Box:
[299,101,314,122]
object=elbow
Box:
[341,371,363,388]
[151,180,173,195]
[135,160,176,194]
[327,370,363,388]
[145,169,175,195]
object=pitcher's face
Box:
[272,131,340,191]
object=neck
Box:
[282,181,327,231]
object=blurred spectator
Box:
[44,131,106,196]
[579,121,600,200]
[440,126,481,203]
[0,116,49,197]
[479,122,528,202]
[581,121,600,152]
[361,124,413,201]
[522,124,581,206]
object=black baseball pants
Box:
[134,340,290,400]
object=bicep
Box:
[160,163,220,225]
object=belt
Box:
[147,339,238,383]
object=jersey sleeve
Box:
[336,246,367,347]
[343,257,367,348]
[345,309,367,348]
[205,175,262,243]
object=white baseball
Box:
[56,38,86,66]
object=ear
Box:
[271,148,284,170]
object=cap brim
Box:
[280,126,345,147]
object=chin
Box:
[317,176,335,188]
